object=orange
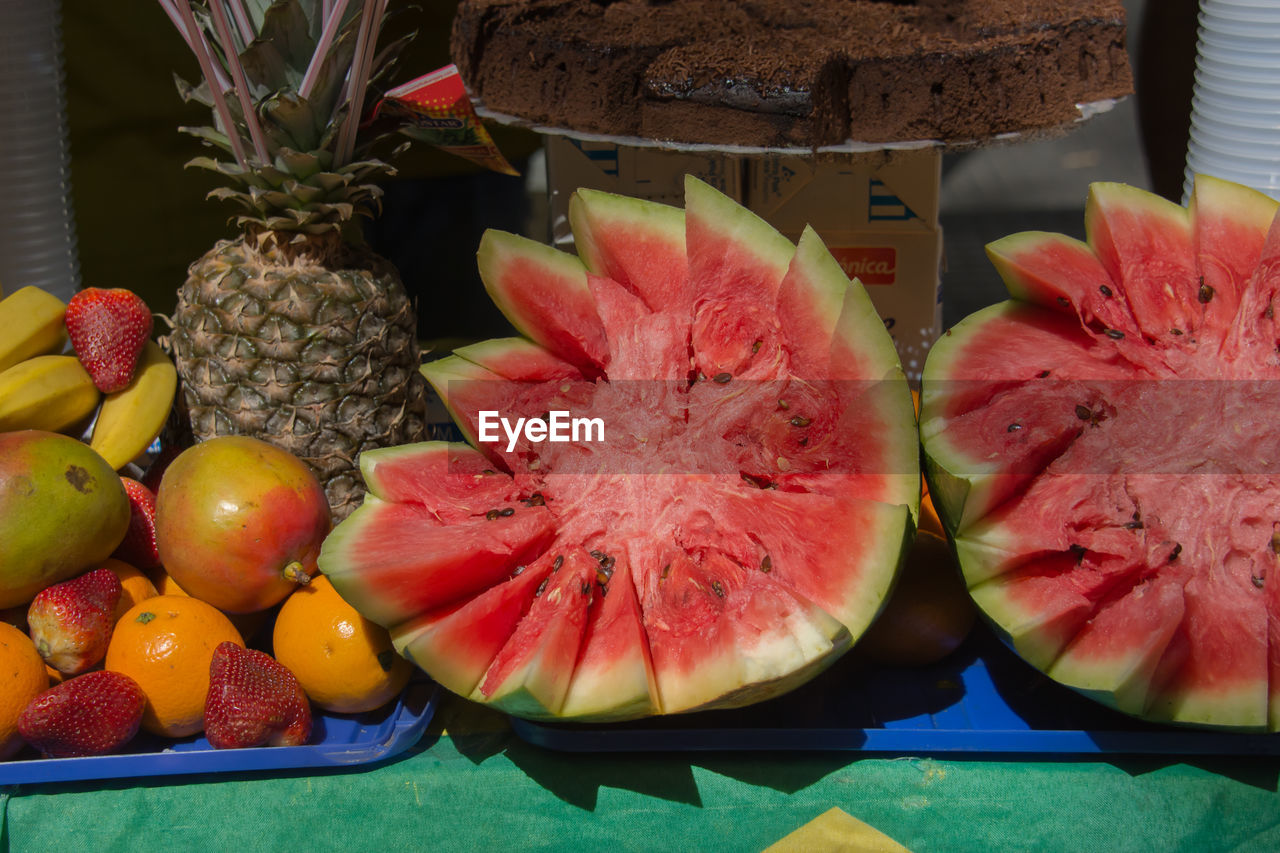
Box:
[142,568,268,642]
[855,531,977,667]
[145,568,190,598]
[1,622,49,759]
[272,576,412,714]
[104,594,243,737]
[101,558,159,622]
[919,484,945,537]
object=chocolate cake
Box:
[449,0,1134,149]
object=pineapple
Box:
[160,0,427,520]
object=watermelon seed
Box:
[598,583,609,597]
[1056,296,1069,308]
[1170,328,1184,336]
[553,555,564,571]
[512,565,526,576]
[661,563,672,580]
[1007,423,1022,432]
[1168,543,1182,562]
[1036,370,1050,378]
[1104,328,1125,340]
[524,493,545,507]
[600,556,615,570]
[798,436,808,446]
[590,550,604,560]
[777,399,790,410]
[760,555,773,573]
[1099,285,1112,297]
[485,509,500,520]
[1270,529,1280,554]
[1198,282,1215,303]
[535,578,549,597]
[1267,303,1275,319]
[714,372,732,384]
[1069,543,1087,565]
[580,582,591,596]
[1124,520,1143,530]
[482,469,496,475]
[790,416,812,427]
[752,340,762,354]
[711,580,726,598]
[498,507,515,517]
[1253,575,1265,589]
[1075,405,1093,421]
[596,570,610,585]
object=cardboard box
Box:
[542,138,942,380]
[746,149,943,381]
[544,136,743,251]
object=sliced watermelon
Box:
[475,547,597,717]
[1085,182,1199,349]
[320,176,917,722]
[922,176,1280,731]
[454,336,583,382]
[391,558,554,698]
[321,496,556,627]
[569,188,689,316]
[477,229,608,373]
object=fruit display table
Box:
[3,691,1279,852]
[4,209,1279,852]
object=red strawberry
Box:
[204,642,312,749]
[27,566,122,675]
[19,670,147,757]
[112,477,161,570]
[64,287,154,393]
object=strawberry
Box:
[27,566,122,675]
[204,642,312,749]
[112,477,161,570]
[18,670,147,757]
[64,287,154,393]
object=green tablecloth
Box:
[3,695,1278,852]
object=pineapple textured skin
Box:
[167,231,428,521]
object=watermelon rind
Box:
[922,176,1280,732]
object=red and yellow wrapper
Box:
[375,64,519,176]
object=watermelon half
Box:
[921,174,1280,731]
[319,176,919,721]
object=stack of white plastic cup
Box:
[0,1,80,302]
[1184,0,1280,203]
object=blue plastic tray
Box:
[0,678,438,786]
[510,627,1280,756]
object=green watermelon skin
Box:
[922,175,1280,731]
[320,176,918,722]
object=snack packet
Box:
[374,64,520,176]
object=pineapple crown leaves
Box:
[161,0,414,235]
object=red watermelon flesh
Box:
[391,558,555,698]
[922,175,1280,731]
[319,176,918,721]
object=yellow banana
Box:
[89,340,178,470]
[0,354,100,434]
[0,286,69,373]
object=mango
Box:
[0,430,130,607]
